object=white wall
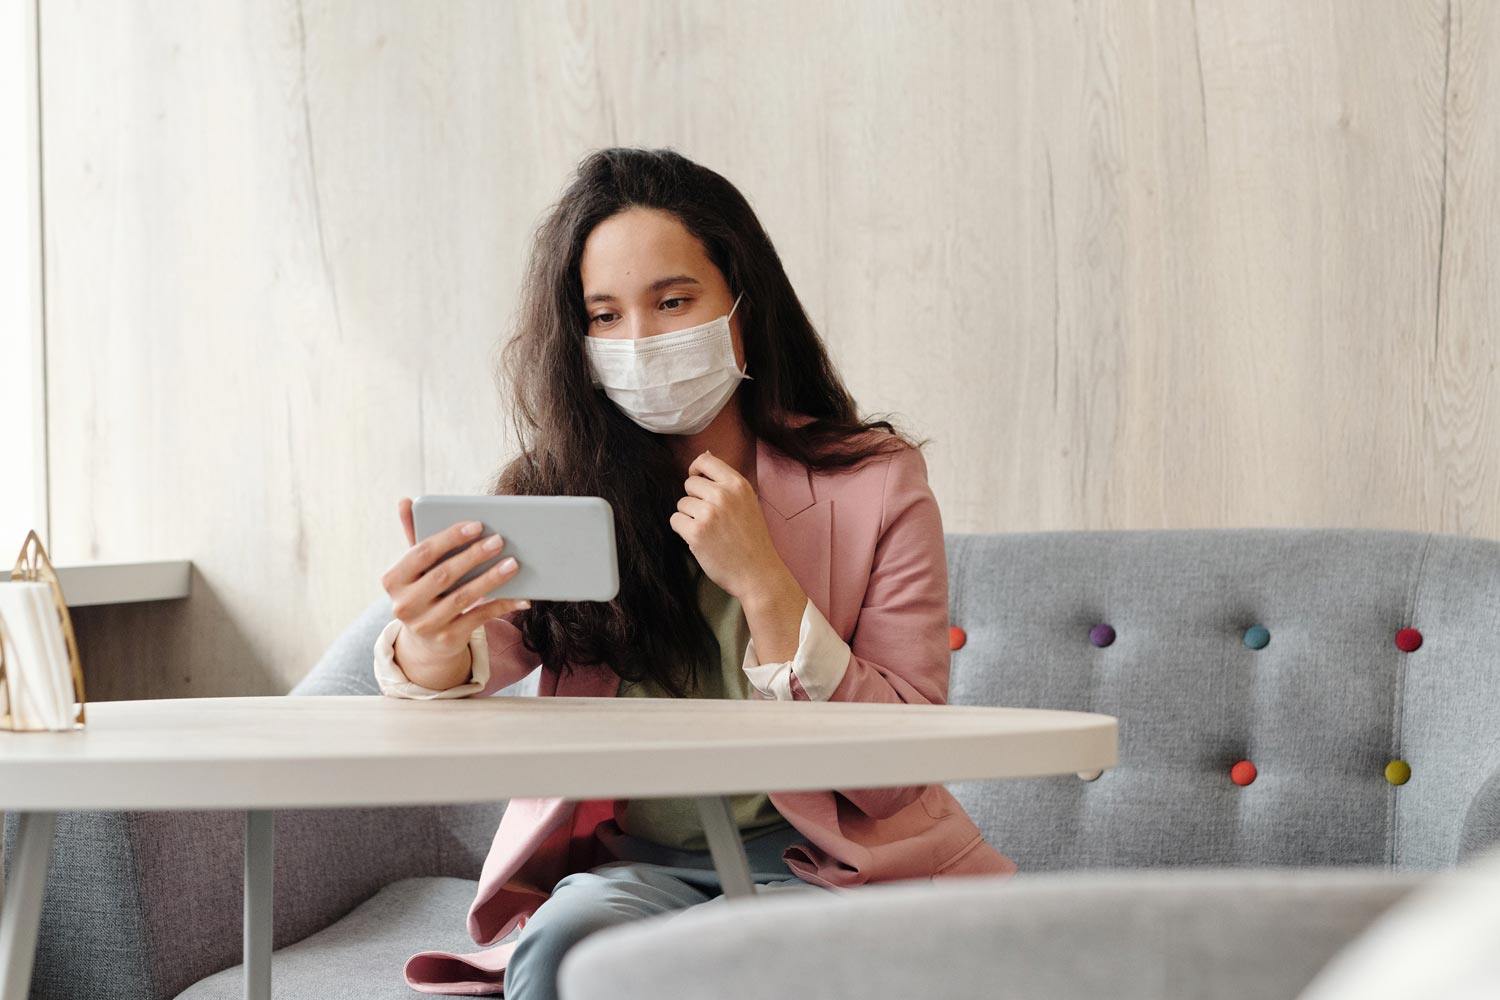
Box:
[0,0,45,554]
[24,0,1500,699]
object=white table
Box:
[0,695,1117,1000]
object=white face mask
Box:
[583,291,751,435]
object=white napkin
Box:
[0,580,79,730]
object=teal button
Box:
[1244,625,1270,649]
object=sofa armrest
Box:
[558,867,1431,1000]
[1459,766,1500,864]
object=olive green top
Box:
[615,557,793,851]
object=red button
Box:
[949,625,967,650]
[1230,760,1257,786]
[1395,627,1422,652]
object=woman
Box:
[374,147,1016,998]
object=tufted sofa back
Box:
[302,528,1500,877]
[942,528,1500,874]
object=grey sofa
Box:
[7,527,1500,999]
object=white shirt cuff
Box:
[372,617,491,699]
[740,599,851,701]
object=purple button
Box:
[1090,624,1116,647]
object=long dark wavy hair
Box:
[485,147,929,697]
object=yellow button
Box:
[1385,759,1411,785]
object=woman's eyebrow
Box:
[585,275,701,304]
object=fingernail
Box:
[483,534,503,550]
[518,600,532,609]
[463,521,482,535]
[499,556,518,571]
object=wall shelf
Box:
[0,560,192,607]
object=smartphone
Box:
[410,495,620,602]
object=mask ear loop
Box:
[728,291,752,380]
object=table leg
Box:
[0,811,55,1000]
[244,810,273,1000]
[693,796,756,900]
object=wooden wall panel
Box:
[34,0,1499,698]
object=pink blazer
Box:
[404,414,1018,994]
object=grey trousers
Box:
[502,817,828,1000]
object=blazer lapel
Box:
[755,430,833,624]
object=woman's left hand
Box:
[669,449,795,603]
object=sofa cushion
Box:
[173,876,481,1000]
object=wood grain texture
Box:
[0,696,1117,808]
[33,0,1500,699]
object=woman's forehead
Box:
[580,208,715,292]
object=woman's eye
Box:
[590,299,685,325]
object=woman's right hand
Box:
[380,497,532,664]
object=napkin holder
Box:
[0,528,87,731]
